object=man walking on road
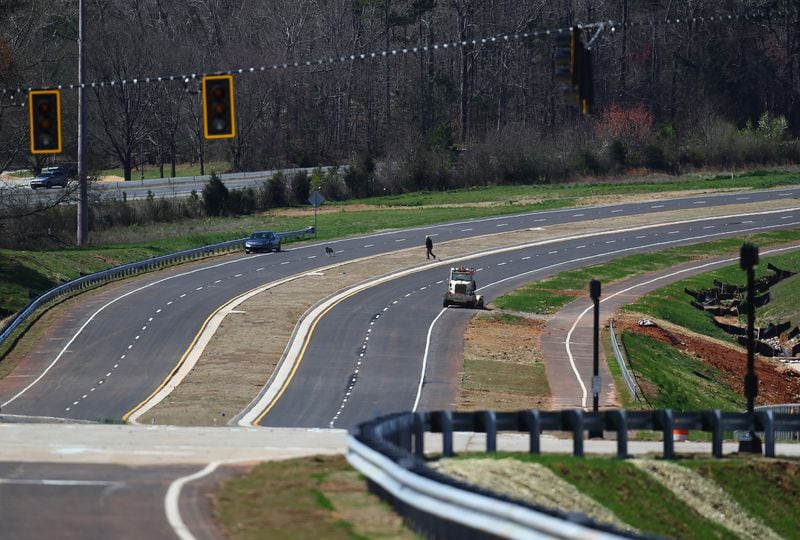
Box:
[425,236,436,260]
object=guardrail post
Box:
[413,411,425,458]
[708,409,723,458]
[567,409,584,457]
[397,414,413,452]
[607,409,628,458]
[441,411,454,457]
[661,409,675,459]
[522,410,541,454]
[761,409,776,458]
[483,411,497,452]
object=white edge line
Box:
[127,271,318,424]
[0,256,252,409]
[237,259,446,426]
[413,308,448,411]
[565,306,592,408]
[165,461,221,540]
[16,204,795,416]
[239,207,800,425]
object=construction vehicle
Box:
[443,267,484,308]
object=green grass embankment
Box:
[623,249,800,341]
[494,230,800,316]
[445,453,800,539]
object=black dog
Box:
[325,246,335,257]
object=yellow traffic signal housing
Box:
[29,89,62,154]
[202,75,236,139]
[554,28,592,113]
[579,46,594,115]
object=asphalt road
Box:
[0,461,198,540]
[259,208,800,429]
[12,167,316,201]
[2,188,800,424]
[3,192,800,539]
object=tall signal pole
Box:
[76,0,89,246]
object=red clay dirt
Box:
[615,316,800,404]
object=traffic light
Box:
[202,75,236,139]
[579,46,594,115]
[29,89,62,154]
[554,28,589,112]
[553,29,579,90]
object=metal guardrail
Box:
[0,226,315,350]
[348,408,800,539]
[735,403,800,441]
[609,319,638,400]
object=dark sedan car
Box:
[30,169,69,189]
[245,231,281,253]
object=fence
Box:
[609,319,638,400]
[0,226,315,350]
[734,403,800,441]
[348,408,800,539]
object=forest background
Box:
[0,0,799,248]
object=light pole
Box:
[76,0,89,245]
[589,279,602,438]
[739,242,762,453]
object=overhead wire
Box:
[0,7,794,106]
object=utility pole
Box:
[76,0,89,246]
[739,243,762,454]
[589,279,603,439]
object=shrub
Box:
[574,148,605,176]
[313,166,346,200]
[596,103,655,143]
[609,139,627,168]
[202,173,229,216]
[396,147,452,192]
[344,152,376,198]
[289,170,310,205]
[263,172,287,208]
[226,187,256,216]
[643,144,671,172]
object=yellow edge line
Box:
[121,287,255,423]
[251,288,362,425]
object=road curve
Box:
[1,188,800,423]
[253,208,800,429]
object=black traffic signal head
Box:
[202,75,236,139]
[554,28,582,89]
[553,31,573,89]
[29,89,62,154]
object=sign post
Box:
[308,189,325,236]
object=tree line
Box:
[0,1,799,247]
